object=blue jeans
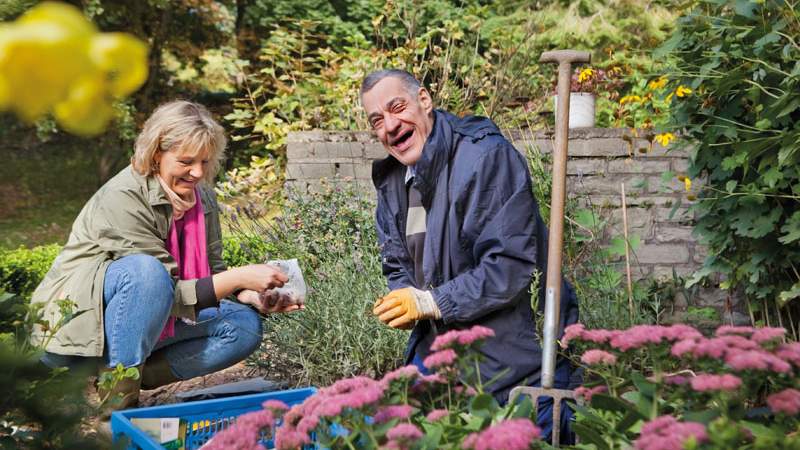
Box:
[43,254,263,381]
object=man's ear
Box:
[418,87,433,114]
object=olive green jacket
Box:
[31,166,226,356]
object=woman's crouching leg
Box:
[146,300,263,385]
[103,254,174,369]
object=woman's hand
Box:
[237,289,304,315]
[235,264,288,293]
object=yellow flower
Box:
[684,177,692,192]
[675,85,693,97]
[648,77,667,90]
[666,92,674,102]
[0,2,148,135]
[578,68,594,83]
[619,95,642,105]
[654,132,675,147]
[89,33,149,97]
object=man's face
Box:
[362,76,434,166]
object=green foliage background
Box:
[663,0,800,327]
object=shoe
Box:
[141,350,179,390]
[96,364,142,419]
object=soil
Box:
[138,362,265,407]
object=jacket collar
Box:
[130,165,171,207]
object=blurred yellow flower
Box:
[655,132,675,146]
[648,77,667,90]
[676,85,693,97]
[619,95,642,105]
[684,177,692,191]
[578,68,594,83]
[0,2,148,136]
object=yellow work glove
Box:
[373,287,441,329]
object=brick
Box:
[655,225,695,243]
[333,162,356,178]
[285,164,303,181]
[636,244,690,264]
[568,175,648,195]
[567,158,606,175]
[300,163,335,179]
[650,264,699,280]
[353,163,373,180]
[568,138,630,157]
[654,207,694,223]
[353,131,378,143]
[608,158,670,174]
[364,143,387,159]
[286,142,312,160]
[692,244,709,264]
[671,158,690,173]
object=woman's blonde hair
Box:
[131,100,227,184]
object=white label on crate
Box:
[132,418,181,444]
[160,418,180,443]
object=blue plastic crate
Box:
[111,387,317,449]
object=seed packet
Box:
[263,258,307,307]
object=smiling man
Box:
[362,69,580,441]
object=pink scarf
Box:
[159,187,210,340]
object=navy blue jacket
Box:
[372,110,579,401]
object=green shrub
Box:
[0,244,60,299]
[662,0,800,330]
[224,180,407,386]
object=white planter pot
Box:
[553,92,596,129]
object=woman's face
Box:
[154,146,209,199]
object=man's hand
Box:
[237,289,304,315]
[372,287,440,329]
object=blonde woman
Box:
[32,100,298,410]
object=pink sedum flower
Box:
[689,373,742,392]
[574,385,607,402]
[725,350,792,373]
[767,388,800,415]
[426,409,449,422]
[381,365,421,386]
[560,323,585,348]
[715,325,755,337]
[386,423,424,442]
[431,325,495,351]
[423,349,458,369]
[751,327,786,344]
[262,399,289,412]
[374,404,414,424]
[580,349,617,365]
[634,416,707,450]
[462,418,541,450]
[775,342,800,367]
[671,338,698,357]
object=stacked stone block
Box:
[286,128,702,282]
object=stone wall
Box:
[285,128,704,283]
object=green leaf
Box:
[778,282,800,307]
[682,409,719,424]
[630,372,655,397]
[469,393,498,419]
[418,422,443,450]
[741,420,785,440]
[572,422,610,450]
[590,394,644,418]
[754,118,772,130]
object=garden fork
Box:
[509,49,590,447]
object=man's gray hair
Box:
[360,69,422,99]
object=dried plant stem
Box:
[621,183,634,321]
